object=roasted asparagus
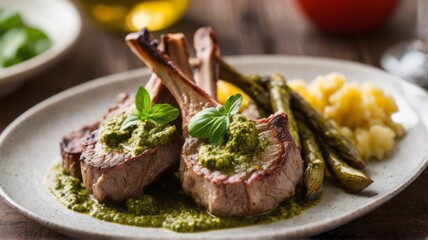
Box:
[289,88,365,169]
[297,120,325,198]
[218,61,365,170]
[268,73,300,149]
[320,142,373,192]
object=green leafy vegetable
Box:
[148,104,180,125]
[224,93,243,115]
[120,86,179,131]
[0,9,52,68]
[135,85,151,114]
[188,93,243,146]
[0,12,24,34]
[120,113,139,131]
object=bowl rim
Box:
[0,0,82,87]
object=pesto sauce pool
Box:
[47,164,320,232]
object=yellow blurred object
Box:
[80,0,189,32]
[217,80,250,110]
[289,73,404,160]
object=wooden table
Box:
[1,0,426,238]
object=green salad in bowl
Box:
[0,0,81,96]
[0,9,52,68]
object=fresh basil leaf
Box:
[121,85,180,128]
[120,113,140,131]
[188,94,244,146]
[0,11,52,68]
[0,28,26,63]
[0,12,24,34]
[224,93,243,116]
[24,27,51,54]
[188,107,223,139]
[209,115,229,146]
[216,105,227,115]
[147,103,180,125]
[135,86,151,114]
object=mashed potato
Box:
[289,73,404,160]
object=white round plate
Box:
[0,56,427,239]
[0,0,81,96]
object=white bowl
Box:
[0,0,81,96]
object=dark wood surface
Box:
[1,0,427,239]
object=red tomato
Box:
[296,0,399,34]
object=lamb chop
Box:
[126,29,304,217]
[59,37,180,180]
[61,122,98,179]
[60,93,133,179]
[79,34,193,203]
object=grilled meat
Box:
[126,29,304,217]
[79,34,192,203]
[60,93,133,179]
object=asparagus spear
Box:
[268,73,300,149]
[217,58,272,114]
[214,50,372,194]
[289,88,365,169]
[297,120,325,198]
[319,142,373,192]
[217,60,365,170]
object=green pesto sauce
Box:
[100,112,176,155]
[47,164,320,232]
[198,114,269,173]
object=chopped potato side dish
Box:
[289,73,404,160]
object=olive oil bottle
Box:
[80,0,189,32]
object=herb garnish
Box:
[0,10,52,68]
[188,94,243,146]
[120,86,179,131]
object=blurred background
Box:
[0,0,427,238]
[2,0,425,125]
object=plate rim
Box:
[1,55,427,239]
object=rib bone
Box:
[79,33,192,203]
[193,27,220,99]
[126,29,303,217]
